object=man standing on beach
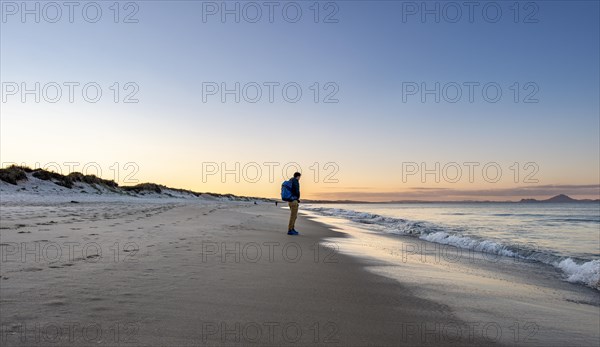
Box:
[287,172,301,235]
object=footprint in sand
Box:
[86,297,104,302]
[22,267,43,272]
[45,300,66,307]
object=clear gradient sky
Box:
[1,1,599,201]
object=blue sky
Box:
[1,1,599,200]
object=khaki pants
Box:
[288,200,299,231]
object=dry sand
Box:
[0,201,493,346]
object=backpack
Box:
[281,180,294,201]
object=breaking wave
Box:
[302,205,600,290]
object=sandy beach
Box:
[1,200,494,346]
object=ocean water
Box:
[302,202,600,289]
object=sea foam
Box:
[302,205,600,290]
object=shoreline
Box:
[301,210,600,346]
[1,200,493,346]
[300,203,600,291]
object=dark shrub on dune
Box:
[122,184,205,197]
[122,183,163,194]
[169,187,202,197]
[0,165,29,185]
[19,167,120,189]
[67,172,119,189]
[32,169,72,187]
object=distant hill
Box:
[304,194,600,204]
[519,194,599,203]
[307,194,599,204]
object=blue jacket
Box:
[290,177,300,200]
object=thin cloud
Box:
[314,184,600,201]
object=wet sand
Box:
[305,212,600,347]
[1,201,489,346]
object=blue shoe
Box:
[287,230,299,235]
